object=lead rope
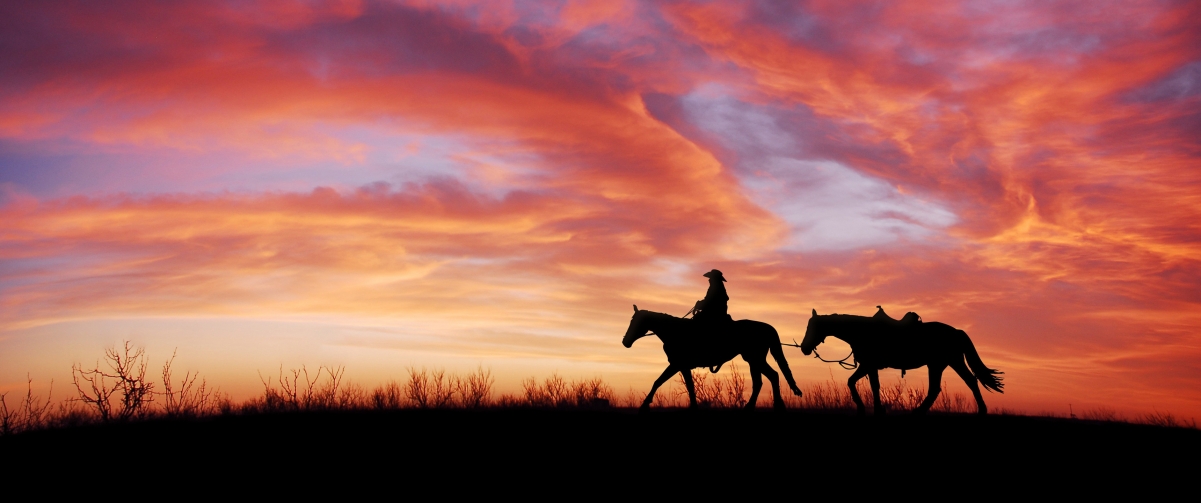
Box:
[813,349,858,370]
[782,339,858,370]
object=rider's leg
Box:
[847,367,869,416]
[641,365,679,411]
[950,359,987,415]
[868,369,884,416]
[915,365,945,414]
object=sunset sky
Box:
[2,0,1199,417]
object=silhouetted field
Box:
[3,408,1197,491]
[2,342,1197,490]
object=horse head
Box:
[623,304,650,348]
[800,308,826,355]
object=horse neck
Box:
[640,312,684,342]
[818,317,870,348]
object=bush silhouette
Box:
[1,344,1197,436]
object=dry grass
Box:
[514,373,616,408]
[2,342,1196,435]
[1141,410,1198,429]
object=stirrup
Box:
[708,363,723,374]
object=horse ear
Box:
[812,308,818,316]
[633,304,639,313]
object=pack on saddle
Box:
[872,305,923,377]
[872,305,922,326]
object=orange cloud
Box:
[1,0,1199,417]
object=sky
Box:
[2,0,1199,418]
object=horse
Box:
[623,305,802,411]
[799,308,1004,416]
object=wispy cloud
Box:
[1,0,1198,416]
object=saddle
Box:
[685,314,735,374]
[872,305,922,326]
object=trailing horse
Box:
[623,306,802,411]
[799,309,1004,415]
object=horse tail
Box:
[768,328,803,397]
[961,330,1004,393]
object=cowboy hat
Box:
[702,269,726,281]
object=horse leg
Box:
[950,359,987,415]
[868,369,884,416]
[681,369,698,409]
[745,362,765,410]
[760,364,785,411]
[914,365,945,414]
[847,367,869,416]
[640,365,679,412]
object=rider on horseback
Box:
[690,269,733,325]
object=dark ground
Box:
[2,409,1196,494]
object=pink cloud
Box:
[1,0,1198,417]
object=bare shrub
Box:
[256,366,300,411]
[0,394,11,435]
[406,367,454,408]
[0,376,55,435]
[216,394,236,415]
[255,365,350,411]
[521,377,545,406]
[879,379,925,412]
[522,373,571,407]
[676,371,725,407]
[160,349,218,417]
[305,366,346,409]
[624,387,647,408]
[71,341,155,421]
[723,364,747,407]
[337,381,368,409]
[650,386,683,408]
[543,373,569,407]
[1142,410,1184,428]
[521,373,610,408]
[48,400,92,429]
[571,377,614,408]
[1083,406,1122,422]
[455,367,494,408]
[493,393,525,407]
[372,380,404,410]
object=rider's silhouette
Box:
[692,269,732,324]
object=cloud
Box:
[1,0,1199,416]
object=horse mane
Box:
[635,310,693,331]
[638,310,687,323]
[820,313,876,324]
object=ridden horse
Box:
[799,309,1004,415]
[623,306,802,411]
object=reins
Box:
[782,339,859,370]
